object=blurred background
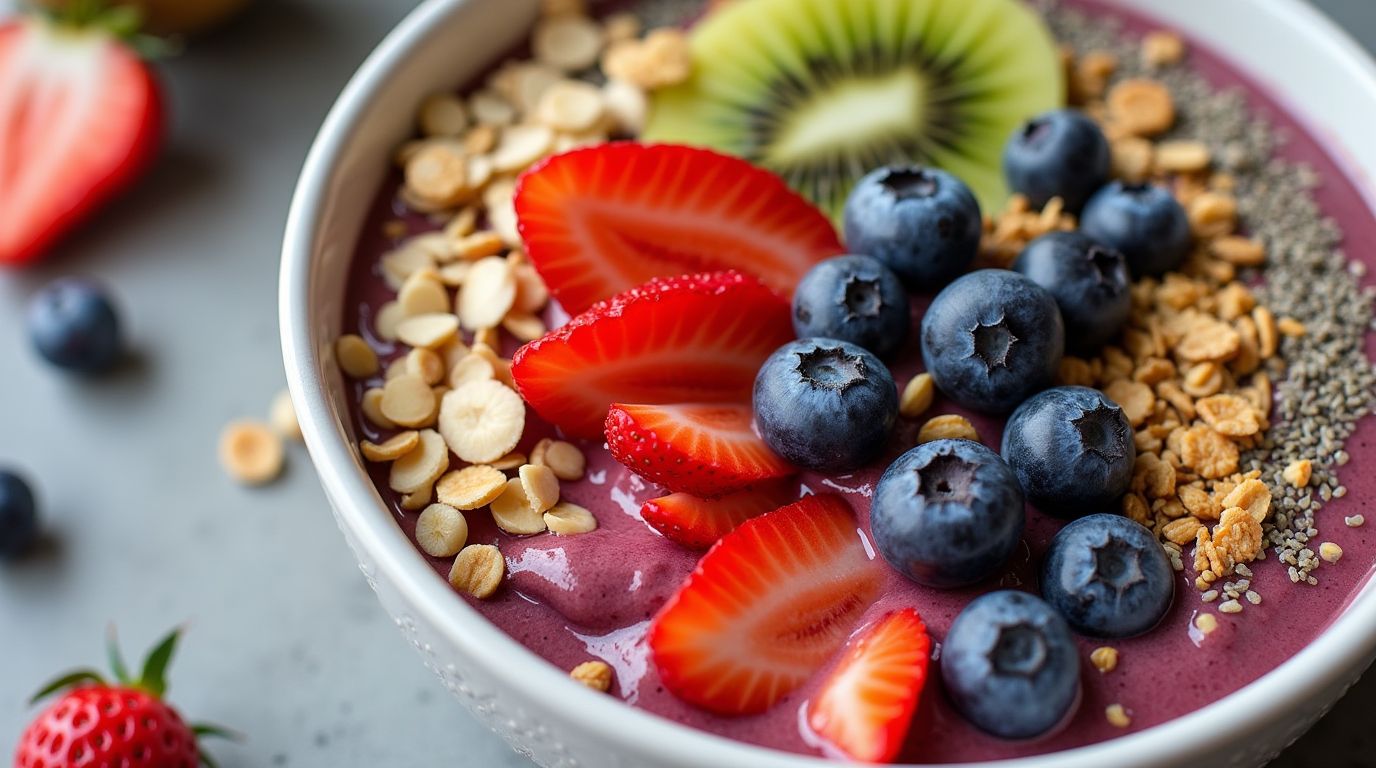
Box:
[0,0,1373,766]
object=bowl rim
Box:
[280,0,1376,765]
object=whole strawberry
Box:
[14,627,229,768]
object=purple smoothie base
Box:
[339,1,1376,762]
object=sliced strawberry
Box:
[511,271,793,439]
[607,402,796,497]
[641,480,797,550]
[0,16,162,265]
[808,608,931,764]
[649,494,883,716]
[514,142,845,314]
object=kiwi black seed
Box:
[642,0,1065,220]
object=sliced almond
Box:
[453,231,506,262]
[469,89,517,127]
[498,62,564,116]
[602,79,647,135]
[401,483,435,511]
[437,262,471,287]
[553,130,609,154]
[458,256,517,331]
[489,452,528,471]
[361,388,395,429]
[336,335,379,379]
[536,79,606,133]
[474,327,501,350]
[406,347,447,386]
[471,342,515,388]
[380,374,439,428]
[418,93,469,137]
[529,437,554,468]
[519,464,561,513]
[491,125,556,173]
[502,312,547,342]
[463,126,499,155]
[1154,140,1211,174]
[438,379,525,464]
[374,300,406,341]
[449,352,496,389]
[490,478,549,535]
[404,143,470,207]
[603,13,639,43]
[396,313,460,350]
[466,154,494,191]
[398,270,451,317]
[545,501,597,535]
[416,504,469,557]
[449,544,505,599]
[436,464,508,510]
[900,373,935,418]
[602,29,692,90]
[389,429,450,494]
[384,357,409,382]
[219,421,285,485]
[533,14,604,72]
[512,264,551,314]
[361,431,420,462]
[541,440,586,481]
[270,389,303,441]
[381,244,437,289]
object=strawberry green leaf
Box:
[137,626,183,698]
[28,670,105,705]
[192,723,244,741]
[106,624,132,685]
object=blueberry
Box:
[1002,109,1112,214]
[27,278,123,374]
[1011,232,1131,356]
[753,338,898,472]
[792,255,910,359]
[1079,181,1191,278]
[842,166,982,292]
[0,470,38,560]
[1040,513,1175,639]
[1001,387,1136,518]
[919,270,1064,415]
[941,590,1081,740]
[871,439,1025,589]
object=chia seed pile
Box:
[1041,0,1376,598]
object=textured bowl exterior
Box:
[281,0,1376,766]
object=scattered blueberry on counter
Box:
[792,255,910,360]
[1002,108,1111,214]
[941,590,1082,740]
[753,338,898,472]
[1002,386,1136,517]
[920,269,1065,415]
[0,469,38,560]
[843,165,982,292]
[871,439,1025,589]
[27,278,124,375]
[1041,513,1176,639]
[1012,231,1132,356]
[1079,181,1191,278]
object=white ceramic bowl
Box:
[281,1,1376,765]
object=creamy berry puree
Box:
[337,0,1376,762]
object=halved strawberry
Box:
[0,12,163,265]
[808,608,931,764]
[607,402,796,498]
[641,479,796,550]
[514,142,845,314]
[511,271,793,440]
[649,494,883,716]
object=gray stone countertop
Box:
[0,1,1373,766]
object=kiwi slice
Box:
[642,0,1065,218]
